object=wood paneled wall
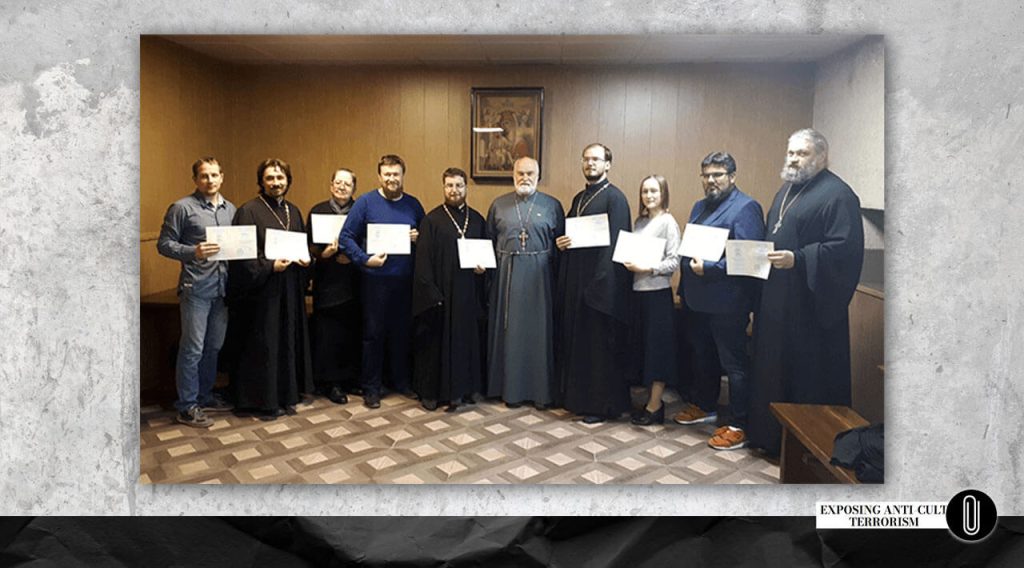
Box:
[141,42,815,294]
[141,38,234,294]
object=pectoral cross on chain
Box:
[772,219,783,234]
[518,229,529,250]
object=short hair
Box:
[637,174,670,218]
[582,143,613,163]
[191,157,220,178]
[256,158,293,189]
[332,168,357,191]
[700,152,737,175]
[789,128,829,157]
[378,154,406,174]
[442,167,467,184]
[513,156,539,171]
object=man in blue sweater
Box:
[339,154,425,408]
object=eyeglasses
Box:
[699,172,730,180]
[581,157,606,164]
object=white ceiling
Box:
[156,34,869,65]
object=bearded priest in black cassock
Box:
[555,144,633,423]
[411,167,488,412]
[747,129,865,456]
[226,158,314,421]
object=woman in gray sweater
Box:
[623,175,681,425]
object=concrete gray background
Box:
[0,0,1021,515]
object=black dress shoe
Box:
[505,401,523,409]
[534,402,549,411]
[444,403,459,413]
[327,386,349,405]
[581,415,606,424]
[421,399,438,411]
[258,407,286,421]
[630,404,665,426]
[284,405,297,416]
[364,392,381,409]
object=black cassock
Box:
[226,194,314,413]
[307,200,361,392]
[411,204,488,403]
[747,169,864,456]
[557,181,633,417]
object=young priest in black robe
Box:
[226,158,314,421]
[555,143,633,423]
[747,129,865,456]
[306,168,362,405]
[411,167,488,412]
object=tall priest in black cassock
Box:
[411,167,488,412]
[226,158,314,421]
[306,168,361,405]
[555,143,633,423]
[747,129,865,456]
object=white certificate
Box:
[725,240,775,280]
[565,214,611,249]
[310,213,347,244]
[264,228,311,263]
[205,225,257,261]
[678,223,730,262]
[612,230,666,268]
[366,223,411,255]
[456,238,497,269]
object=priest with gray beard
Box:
[485,157,565,410]
[747,128,865,457]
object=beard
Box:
[382,183,403,199]
[445,196,466,208]
[584,172,603,183]
[261,185,288,200]
[780,159,823,184]
[515,183,536,197]
[705,185,733,203]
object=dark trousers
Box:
[686,311,751,429]
[361,275,412,396]
[311,301,361,391]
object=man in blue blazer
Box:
[676,152,765,451]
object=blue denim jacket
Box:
[157,191,237,298]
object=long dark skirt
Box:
[632,288,678,388]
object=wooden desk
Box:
[770,402,869,484]
[140,289,182,406]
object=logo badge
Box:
[946,489,998,542]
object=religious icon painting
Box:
[470,87,544,182]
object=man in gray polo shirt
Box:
[157,157,237,427]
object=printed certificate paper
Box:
[457,238,497,269]
[367,223,411,255]
[310,213,347,244]
[612,230,665,268]
[678,223,730,261]
[265,228,311,262]
[725,240,775,280]
[565,214,610,249]
[205,225,257,261]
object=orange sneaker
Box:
[708,426,748,450]
[673,404,718,425]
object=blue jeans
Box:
[687,311,751,429]
[174,291,228,413]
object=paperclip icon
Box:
[963,495,980,536]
